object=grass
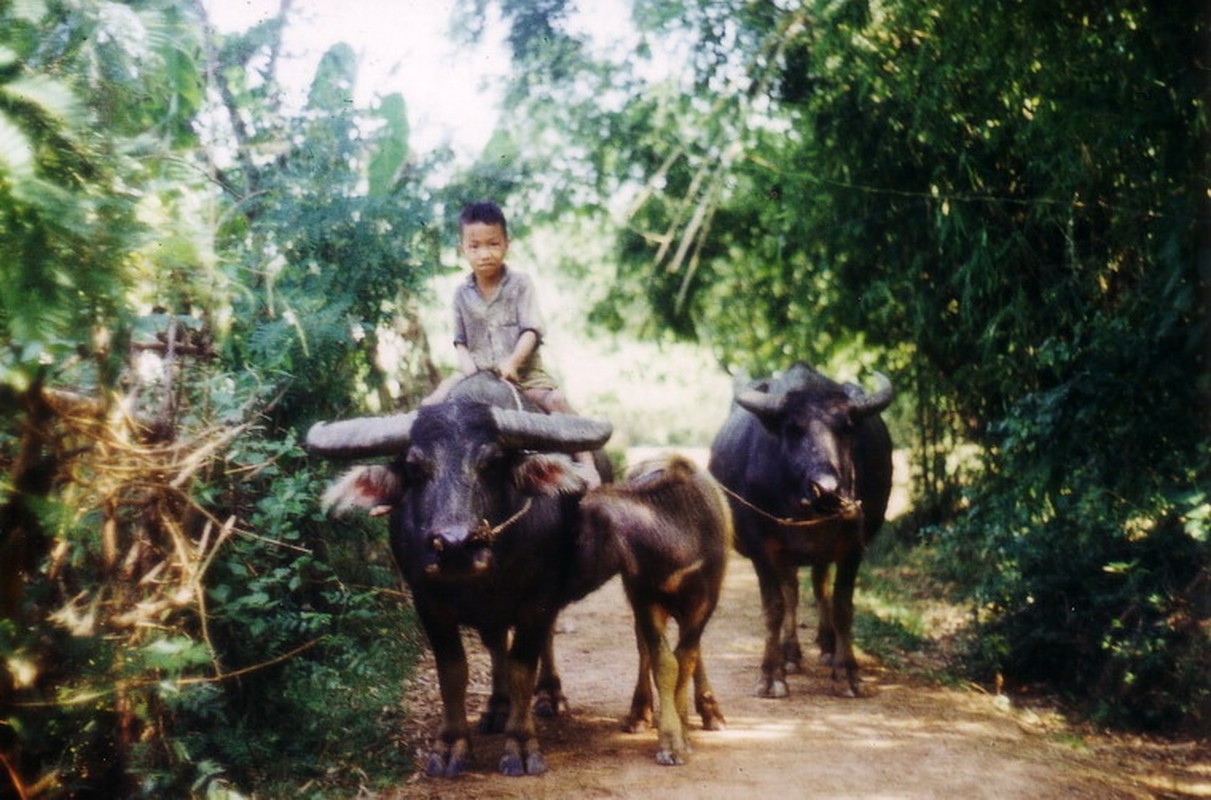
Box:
[851,533,973,683]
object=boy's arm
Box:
[455,343,477,376]
[497,330,538,383]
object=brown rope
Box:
[717,483,861,529]
[470,497,534,544]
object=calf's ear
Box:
[514,453,585,496]
[322,465,405,516]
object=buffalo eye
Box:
[474,442,506,473]
[405,447,434,483]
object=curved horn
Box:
[490,408,612,453]
[305,411,416,459]
[735,384,787,421]
[847,372,894,418]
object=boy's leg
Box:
[422,373,466,406]
[523,388,602,488]
[522,387,571,414]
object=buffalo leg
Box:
[780,571,805,673]
[533,623,568,718]
[498,620,550,776]
[416,603,473,778]
[753,561,792,698]
[477,626,511,733]
[811,561,837,665]
[830,553,863,697]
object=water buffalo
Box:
[309,373,612,778]
[569,455,731,765]
[708,363,893,698]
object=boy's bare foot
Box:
[575,454,602,489]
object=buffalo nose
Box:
[811,475,839,496]
[426,525,471,554]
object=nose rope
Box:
[505,380,524,411]
[717,484,861,529]
[469,497,534,544]
[481,367,526,410]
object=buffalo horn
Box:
[490,408,612,453]
[305,411,416,459]
[735,386,787,421]
[847,372,894,417]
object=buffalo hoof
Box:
[499,741,546,776]
[830,666,861,698]
[783,643,805,673]
[533,687,568,718]
[424,739,470,779]
[836,677,861,699]
[754,677,790,699]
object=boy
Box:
[424,201,601,486]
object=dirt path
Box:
[380,553,1206,800]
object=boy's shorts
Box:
[516,367,558,393]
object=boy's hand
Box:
[496,358,521,383]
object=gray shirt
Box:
[453,267,549,382]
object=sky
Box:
[203,0,639,162]
[204,0,505,158]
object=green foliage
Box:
[211,36,442,422]
[2,2,441,796]
[161,416,419,794]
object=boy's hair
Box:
[458,201,508,237]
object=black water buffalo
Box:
[569,455,731,766]
[708,363,893,698]
[308,373,612,778]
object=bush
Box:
[0,363,425,797]
[940,351,1210,732]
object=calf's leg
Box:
[625,621,655,732]
[634,602,692,765]
[693,656,726,730]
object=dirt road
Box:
[383,554,1204,800]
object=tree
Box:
[470,0,1210,731]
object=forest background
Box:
[0,0,1207,796]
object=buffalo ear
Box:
[514,453,586,496]
[322,465,405,516]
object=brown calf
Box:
[573,455,733,765]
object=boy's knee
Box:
[538,389,572,414]
[423,374,464,406]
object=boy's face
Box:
[460,221,509,283]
